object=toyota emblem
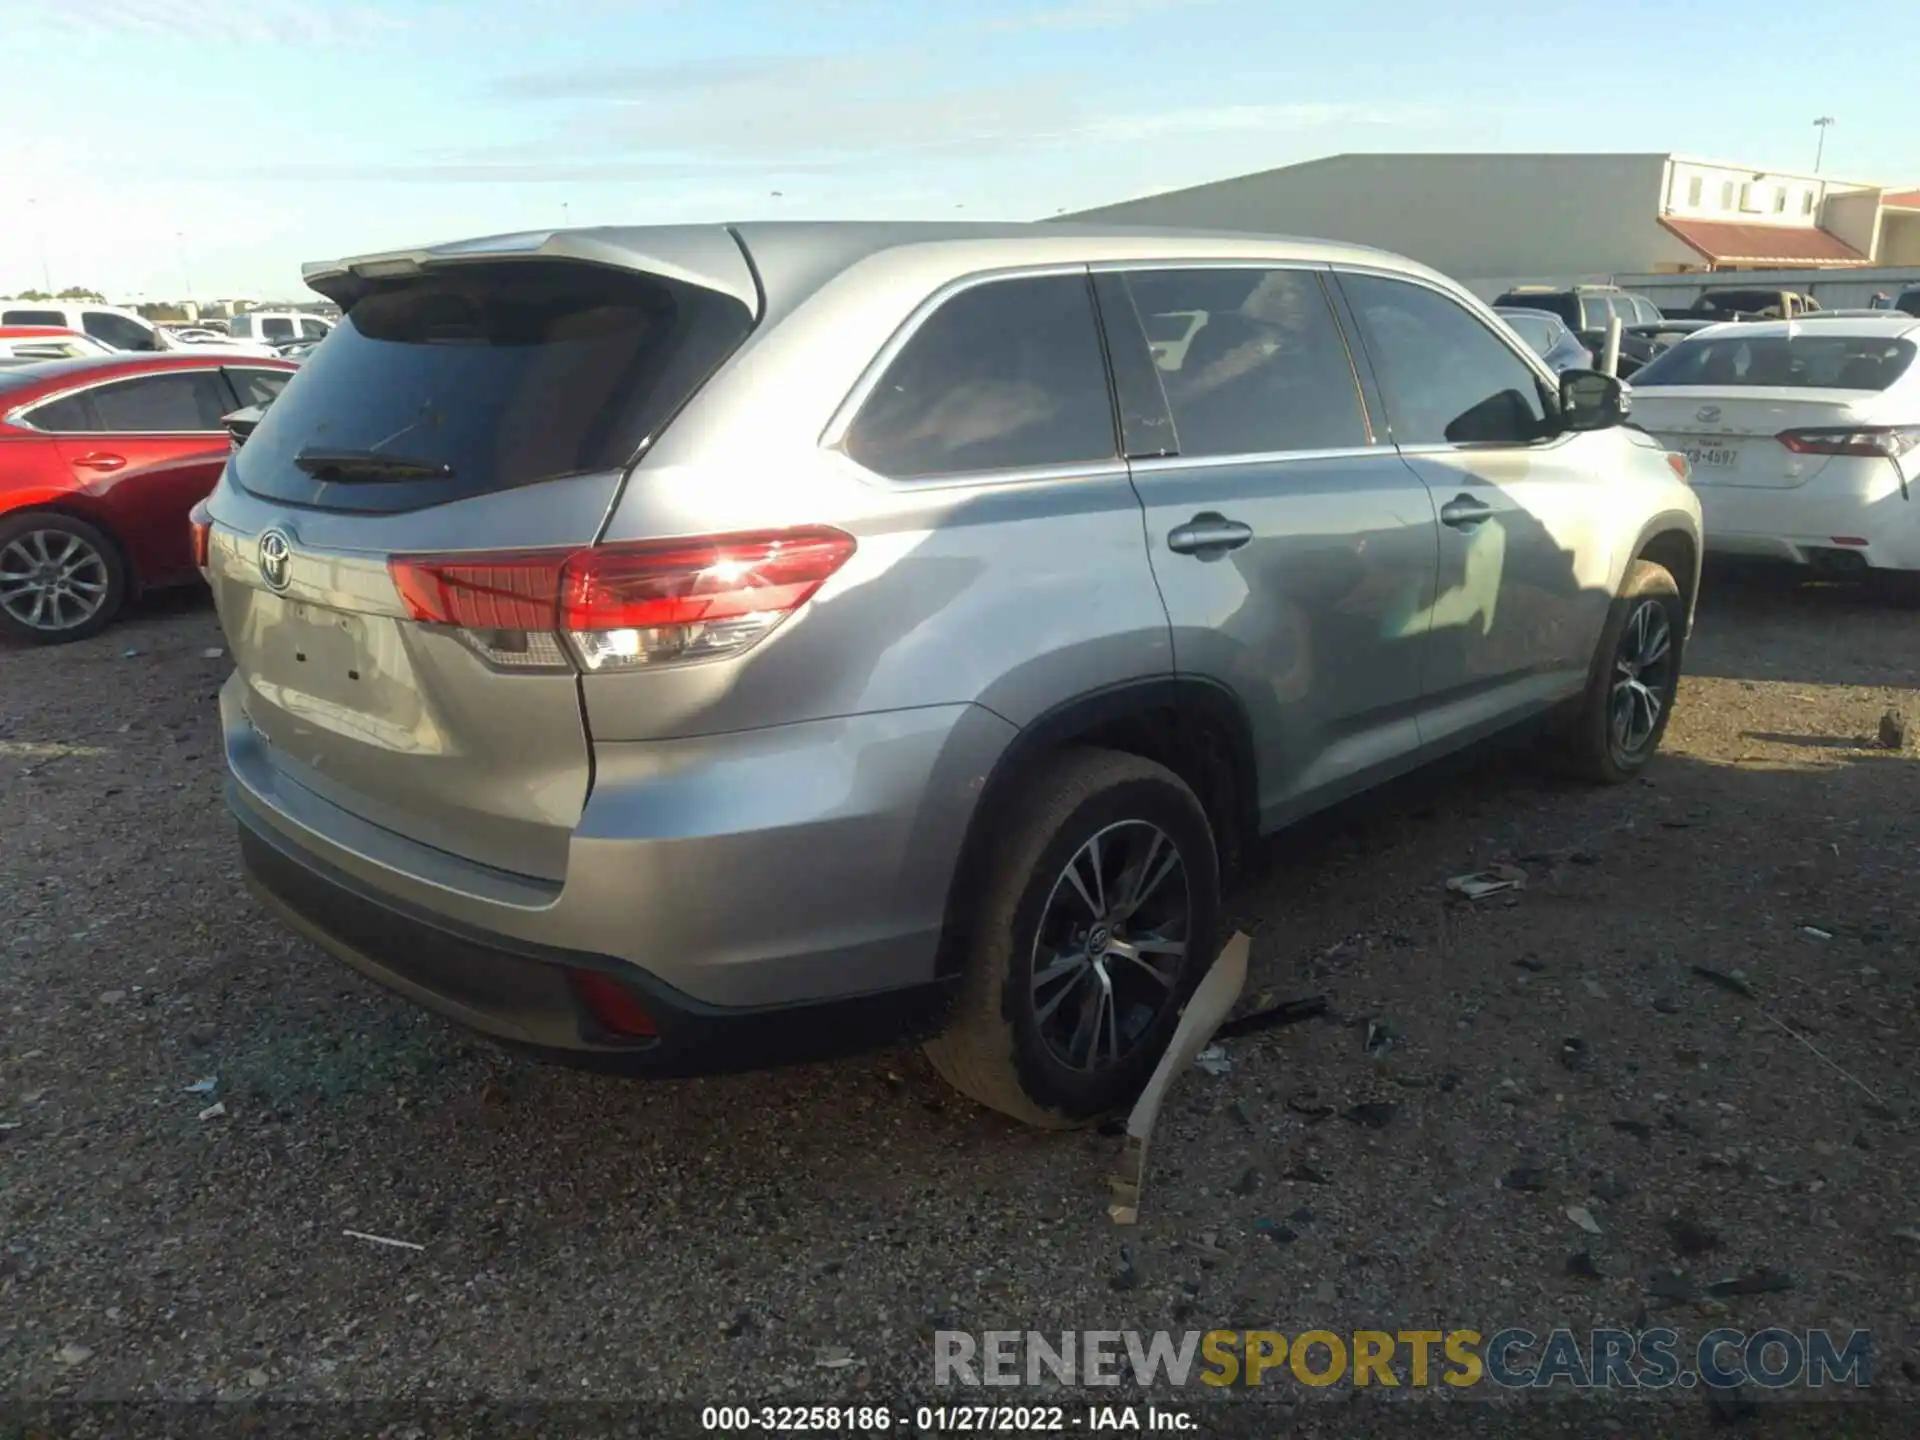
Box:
[257,529,293,592]
[1695,405,1721,423]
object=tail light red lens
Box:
[189,501,213,570]
[387,526,856,671]
[1776,425,1920,458]
[569,968,658,1039]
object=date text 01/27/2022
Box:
[700,1405,1197,1432]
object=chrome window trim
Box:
[835,454,1133,495]
[2,364,235,436]
[1131,445,1380,475]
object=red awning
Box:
[1659,217,1869,266]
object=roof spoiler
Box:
[301,226,761,317]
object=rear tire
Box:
[0,512,127,645]
[1554,558,1684,783]
[923,747,1221,1128]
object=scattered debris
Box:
[815,1345,859,1370]
[1285,1091,1335,1123]
[56,1344,93,1367]
[1592,1175,1632,1204]
[1108,933,1248,1226]
[1501,1167,1550,1193]
[1363,1020,1396,1060]
[120,649,141,659]
[1344,1101,1397,1129]
[196,1102,227,1122]
[1224,1100,1254,1130]
[1513,956,1545,973]
[1879,710,1910,751]
[1583,980,1608,1000]
[1193,1045,1231,1077]
[1690,966,1756,1000]
[1666,1215,1719,1257]
[1214,994,1327,1040]
[1283,1165,1331,1186]
[1801,926,1834,941]
[1231,1168,1260,1196]
[343,1229,425,1252]
[187,1024,217,1048]
[202,647,226,660]
[1288,1206,1315,1225]
[0,1122,20,1133]
[1887,1226,1920,1246]
[1566,1251,1602,1280]
[1437,1070,1461,1094]
[1559,1037,1589,1072]
[1254,1219,1297,1245]
[184,1077,218,1096]
[245,1367,269,1388]
[1446,864,1526,900]
[98,990,125,1005]
[1566,1205,1602,1236]
[1652,994,1682,1014]
[1111,1245,1142,1290]
[1648,1272,1696,1302]
[1707,1268,1794,1297]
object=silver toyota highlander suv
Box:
[201,222,1702,1127]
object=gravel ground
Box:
[3,567,1918,1436]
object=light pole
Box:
[1813,117,1835,173]
[176,231,193,306]
[26,197,53,294]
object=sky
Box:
[2,0,1914,302]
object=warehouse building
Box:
[1060,152,1920,298]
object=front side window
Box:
[82,311,160,352]
[1578,295,1618,330]
[300,317,329,339]
[1500,314,1557,357]
[227,368,291,407]
[1631,297,1664,326]
[844,273,1117,480]
[1113,267,1367,456]
[1340,273,1550,446]
[260,316,295,341]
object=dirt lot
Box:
[3,568,1918,1435]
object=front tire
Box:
[0,512,127,644]
[923,747,1221,1128]
[1556,558,1684,783]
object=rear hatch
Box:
[1627,329,1916,488]
[208,232,759,882]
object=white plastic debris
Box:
[56,1344,93,1366]
[1109,932,1250,1226]
[343,1229,424,1252]
[1566,1205,1602,1236]
[815,1345,860,1369]
[197,1102,227,1121]
[1446,864,1526,900]
[1801,926,1833,941]
[184,1077,218,1095]
[202,647,226,660]
[1193,1045,1231,1077]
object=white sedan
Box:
[1627,315,1920,574]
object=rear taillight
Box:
[1776,425,1920,458]
[388,527,856,672]
[189,501,212,570]
[1665,452,1690,482]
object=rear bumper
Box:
[236,793,958,1074]
[1696,463,1920,571]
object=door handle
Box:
[1167,512,1253,556]
[1439,494,1492,529]
[72,453,127,472]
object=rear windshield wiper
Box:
[294,448,454,482]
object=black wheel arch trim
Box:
[934,676,1258,978]
[1627,508,1703,632]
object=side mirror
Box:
[1559,369,1628,432]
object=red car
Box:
[0,352,296,643]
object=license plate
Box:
[1682,446,1737,469]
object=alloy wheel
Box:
[0,529,112,634]
[1028,820,1191,1073]
[1608,598,1674,757]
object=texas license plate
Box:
[1682,445,1737,469]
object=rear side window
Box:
[1341,273,1550,446]
[1113,267,1367,456]
[3,309,65,327]
[1631,334,1917,391]
[232,261,755,514]
[844,273,1117,480]
[259,316,295,341]
[1500,314,1557,357]
[229,315,254,338]
[227,367,291,407]
[1578,295,1618,330]
[74,371,233,431]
